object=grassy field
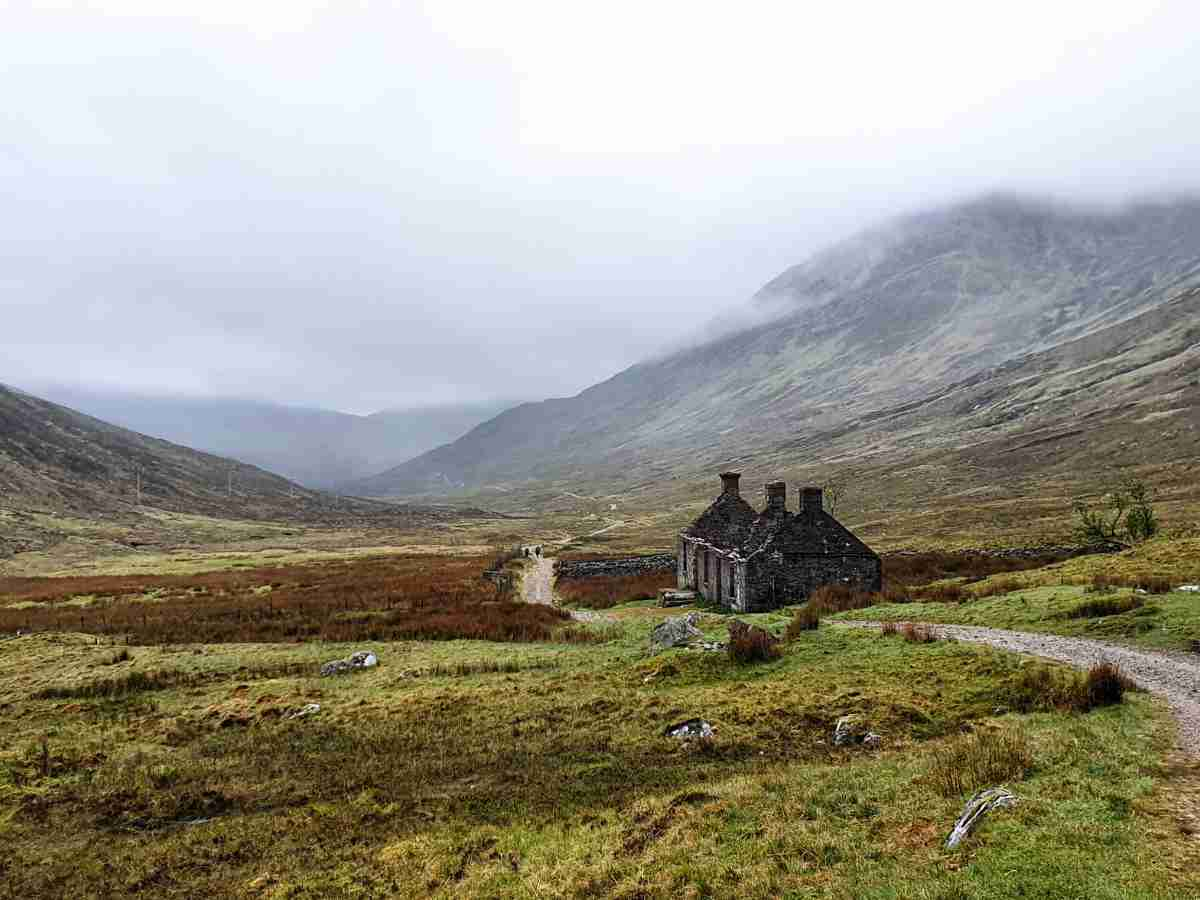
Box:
[836,538,1200,652]
[2,550,1199,897]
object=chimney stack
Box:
[801,486,823,513]
[765,481,787,511]
[719,471,741,497]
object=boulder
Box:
[320,650,379,677]
[650,612,702,649]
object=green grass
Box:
[833,538,1200,651]
[2,609,1197,898]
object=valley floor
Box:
[2,538,1200,897]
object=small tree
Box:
[1073,476,1158,545]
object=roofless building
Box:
[677,472,881,612]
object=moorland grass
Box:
[0,606,1197,898]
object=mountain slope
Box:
[0,384,491,563]
[14,387,515,487]
[348,195,1200,540]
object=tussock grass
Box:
[785,605,821,638]
[1007,661,1134,713]
[899,622,938,643]
[929,726,1034,797]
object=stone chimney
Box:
[765,481,787,511]
[719,471,741,497]
[800,486,823,513]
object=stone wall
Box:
[744,553,881,610]
[554,554,676,579]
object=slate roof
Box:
[741,507,878,559]
[681,492,757,550]
[683,491,877,560]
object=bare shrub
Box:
[900,622,938,643]
[727,627,781,664]
[929,728,1034,797]
[785,605,820,638]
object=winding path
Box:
[519,554,611,623]
[840,621,1200,757]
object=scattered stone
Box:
[650,612,702,650]
[664,718,714,739]
[286,703,322,719]
[1180,585,1200,593]
[832,715,882,748]
[945,787,1018,849]
[556,554,675,579]
[692,641,726,652]
[320,650,379,677]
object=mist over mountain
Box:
[347,194,1200,521]
[13,386,516,488]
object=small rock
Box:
[1179,585,1200,593]
[832,715,881,748]
[664,718,714,739]
[320,650,379,677]
[286,703,321,719]
[650,612,702,650]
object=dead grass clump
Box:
[929,727,1034,796]
[555,571,677,610]
[923,583,965,604]
[808,584,877,614]
[900,622,938,643]
[1065,595,1144,619]
[32,660,312,700]
[785,605,820,638]
[1085,662,1128,708]
[727,628,781,664]
[1006,662,1134,713]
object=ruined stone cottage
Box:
[676,472,881,611]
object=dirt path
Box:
[840,621,1200,757]
[519,555,610,623]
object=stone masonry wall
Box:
[555,554,676,579]
[744,554,881,610]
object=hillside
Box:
[0,384,492,560]
[347,195,1200,543]
[15,387,514,488]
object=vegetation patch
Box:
[555,570,677,610]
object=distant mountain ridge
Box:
[0,383,495,560]
[346,194,1200,535]
[13,387,516,488]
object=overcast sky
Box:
[4,1,1200,414]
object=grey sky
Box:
[4,1,1200,413]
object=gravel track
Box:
[840,621,1200,757]
[520,555,611,622]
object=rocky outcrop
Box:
[651,613,702,650]
[320,650,379,677]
